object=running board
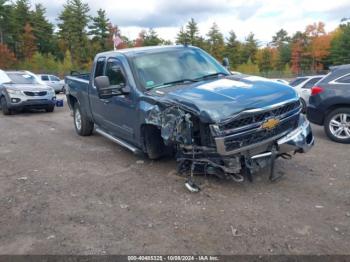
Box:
[95,128,141,154]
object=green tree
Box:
[176,26,188,45]
[31,4,54,54]
[57,0,90,65]
[206,22,224,60]
[9,0,31,57]
[330,22,350,65]
[143,28,162,46]
[186,18,200,46]
[0,0,11,45]
[271,29,290,47]
[241,32,259,63]
[271,29,291,70]
[88,9,110,51]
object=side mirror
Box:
[95,76,129,98]
[222,57,229,68]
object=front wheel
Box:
[73,103,94,136]
[46,105,55,112]
[0,97,11,115]
[324,108,350,144]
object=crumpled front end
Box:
[144,98,314,182]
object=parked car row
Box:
[288,65,350,144]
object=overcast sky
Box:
[33,0,349,44]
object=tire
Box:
[144,125,165,160]
[324,107,350,144]
[73,103,94,136]
[0,97,11,115]
[46,105,55,112]
[300,98,307,114]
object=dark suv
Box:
[307,64,350,143]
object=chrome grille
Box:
[213,100,302,155]
[224,114,299,152]
[220,100,301,131]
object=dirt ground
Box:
[0,94,349,255]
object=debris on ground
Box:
[230,226,242,237]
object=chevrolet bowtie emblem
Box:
[261,118,280,130]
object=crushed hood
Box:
[150,76,299,123]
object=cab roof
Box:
[97,45,195,59]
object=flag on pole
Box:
[113,32,123,51]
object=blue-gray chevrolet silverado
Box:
[65,45,314,183]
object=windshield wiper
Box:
[195,72,228,81]
[162,78,199,86]
[147,78,199,90]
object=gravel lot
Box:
[0,94,349,255]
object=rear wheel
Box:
[73,103,94,136]
[0,97,11,115]
[324,108,350,144]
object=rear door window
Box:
[289,78,306,87]
[50,75,60,81]
[337,74,350,84]
[302,77,322,89]
[41,75,49,81]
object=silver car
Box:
[0,70,56,115]
[38,74,65,94]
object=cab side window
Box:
[105,58,126,86]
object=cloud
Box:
[32,0,348,43]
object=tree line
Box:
[0,0,349,77]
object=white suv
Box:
[289,75,325,112]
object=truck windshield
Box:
[132,48,229,90]
[7,73,40,85]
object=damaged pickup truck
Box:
[65,45,314,186]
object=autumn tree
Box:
[134,30,146,47]
[0,43,17,68]
[22,23,36,59]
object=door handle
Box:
[101,99,111,104]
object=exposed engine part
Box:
[145,105,193,145]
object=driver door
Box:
[90,57,136,142]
